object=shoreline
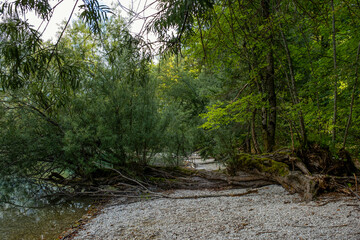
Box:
[69,185,360,239]
[57,199,110,240]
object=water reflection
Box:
[0,200,91,240]
[0,178,91,240]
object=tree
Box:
[152,0,360,154]
[0,0,111,90]
[0,13,164,181]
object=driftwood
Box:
[45,165,269,202]
[227,144,360,201]
[164,189,258,200]
[44,164,274,201]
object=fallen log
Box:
[226,146,360,201]
[163,189,258,200]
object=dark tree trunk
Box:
[251,109,261,154]
[331,0,338,145]
[260,0,276,152]
[267,50,276,152]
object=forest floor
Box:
[65,158,360,240]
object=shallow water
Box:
[0,200,91,240]
[0,179,91,240]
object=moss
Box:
[266,160,289,176]
[226,153,289,176]
[276,151,292,156]
[177,167,198,175]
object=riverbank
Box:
[56,199,109,240]
[70,185,360,240]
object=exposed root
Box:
[227,146,360,201]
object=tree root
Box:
[227,150,360,201]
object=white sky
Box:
[26,0,157,42]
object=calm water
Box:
[0,179,92,240]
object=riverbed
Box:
[72,157,360,239]
[73,185,360,240]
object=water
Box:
[0,200,91,240]
[0,179,92,240]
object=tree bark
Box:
[227,148,359,201]
[267,50,276,152]
[251,109,261,154]
[260,0,276,152]
[289,119,295,152]
[331,0,338,144]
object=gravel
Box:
[73,185,360,240]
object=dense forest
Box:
[1,0,360,201]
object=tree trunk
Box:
[267,50,276,152]
[289,120,295,152]
[331,0,338,144]
[260,0,276,152]
[227,147,359,201]
[251,109,261,154]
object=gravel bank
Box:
[73,185,360,240]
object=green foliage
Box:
[0,15,163,179]
[0,0,110,89]
[146,0,214,53]
[79,0,112,34]
[2,0,360,185]
[0,98,64,177]
[153,56,209,162]
[200,94,263,130]
[0,0,51,20]
[169,0,360,156]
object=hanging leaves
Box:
[79,0,113,34]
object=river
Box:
[0,179,92,240]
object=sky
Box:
[27,0,157,42]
